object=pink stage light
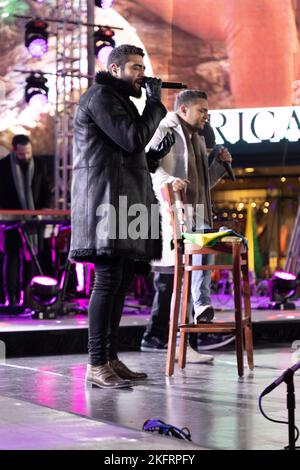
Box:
[96,0,114,8]
[75,263,85,292]
[28,93,48,110]
[28,37,48,58]
[97,44,114,65]
[31,276,58,287]
[273,271,297,281]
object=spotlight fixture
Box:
[25,73,49,110]
[95,0,114,8]
[94,27,115,65]
[25,20,48,58]
[271,271,297,310]
[26,276,62,319]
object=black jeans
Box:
[4,230,22,303]
[4,230,33,304]
[143,272,198,349]
[0,254,5,304]
[143,272,173,344]
[88,255,135,366]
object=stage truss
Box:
[54,0,87,210]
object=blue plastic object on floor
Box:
[143,419,192,441]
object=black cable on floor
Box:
[259,394,299,447]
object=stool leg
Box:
[233,244,244,377]
[166,258,183,376]
[244,324,254,370]
[178,256,191,369]
[242,262,254,370]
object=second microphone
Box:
[141,77,187,90]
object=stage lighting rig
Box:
[25,19,48,58]
[94,27,115,65]
[25,72,49,109]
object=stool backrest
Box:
[161,183,192,254]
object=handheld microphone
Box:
[223,161,236,182]
[261,360,300,397]
[141,77,187,90]
[210,145,236,181]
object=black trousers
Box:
[0,254,5,304]
[143,272,173,344]
[4,230,33,304]
[4,230,21,303]
[88,255,135,366]
[143,272,198,349]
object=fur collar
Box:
[95,71,135,98]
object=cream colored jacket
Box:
[150,112,226,267]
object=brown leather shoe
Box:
[85,363,132,389]
[110,359,148,380]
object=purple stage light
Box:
[273,271,296,281]
[95,0,114,8]
[271,270,297,310]
[97,44,114,65]
[28,275,61,318]
[28,37,48,58]
[31,276,58,287]
[28,92,48,110]
[104,0,114,7]
[25,73,49,110]
[75,263,85,292]
[94,27,115,64]
[25,20,48,58]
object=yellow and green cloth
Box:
[245,204,263,278]
[182,230,245,248]
[171,204,263,278]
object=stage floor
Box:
[0,346,299,450]
[0,295,300,332]
[1,295,300,358]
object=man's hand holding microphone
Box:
[144,77,163,102]
[215,146,235,181]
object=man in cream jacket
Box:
[141,90,233,360]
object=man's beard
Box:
[17,159,30,167]
[122,76,142,98]
[130,83,142,99]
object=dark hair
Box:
[12,134,31,148]
[107,44,145,69]
[174,90,208,111]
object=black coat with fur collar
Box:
[69,72,166,262]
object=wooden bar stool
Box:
[162,183,254,377]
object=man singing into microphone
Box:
[141,90,233,360]
[70,44,168,388]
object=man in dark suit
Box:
[0,135,52,305]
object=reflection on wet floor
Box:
[0,345,299,450]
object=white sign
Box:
[209,106,300,145]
